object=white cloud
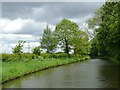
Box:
[0,18,26,33]
[31,5,61,21]
[49,24,55,32]
[23,42,40,53]
[1,34,40,42]
[0,34,40,53]
[69,14,93,26]
[0,18,49,35]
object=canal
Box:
[2,59,120,88]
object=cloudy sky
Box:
[0,2,105,53]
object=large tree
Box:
[54,19,79,56]
[72,30,91,56]
[40,25,57,53]
[87,2,120,62]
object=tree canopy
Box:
[40,25,57,53]
[87,2,120,62]
[54,19,79,55]
[55,18,90,56]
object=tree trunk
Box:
[74,47,77,56]
[65,38,70,57]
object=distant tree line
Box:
[12,19,91,58]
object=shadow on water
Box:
[97,60,120,88]
[2,59,120,88]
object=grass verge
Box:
[1,55,90,84]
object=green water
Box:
[2,59,120,88]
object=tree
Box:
[32,46,42,55]
[72,30,91,56]
[12,40,26,55]
[87,2,120,62]
[40,25,57,53]
[90,37,98,57]
[54,19,79,56]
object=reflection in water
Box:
[98,61,120,88]
[2,59,120,88]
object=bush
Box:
[52,53,59,58]
[59,53,68,58]
[70,54,75,58]
[40,53,68,59]
[2,54,18,62]
[21,54,39,60]
[32,46,41,55]
[2,53,90,62]
[2,53,39,62]
[40,53,53,58]
[38,56,44,60]
[52,53,68,58]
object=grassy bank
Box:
[103,56,120,64]
[1,55,90,84]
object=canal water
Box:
[2,59,120,88]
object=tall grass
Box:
[2,55,90,84]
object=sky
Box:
[0,2,105,54]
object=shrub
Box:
[2,54,17,62]
[21,53,39,60]
[32,46,41,55]
[52,53,68,58]
[38,56,44,60]
[60,53,68,58]
[70,54,75,58]
[40,53,52,58]
[40,53,68,59]
[52,53,59,58]
[2,53,39,62]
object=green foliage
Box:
[90,38,98,57]
[21,54,39,61]
[54,18,79,55]
[2,53,39,62]
[52,53,68,58]
[40,53,53,58]
[12,40,26,55]
[72,30,91,55]
[40,25,57,53]
[2,53,81,62]
[40,53,72,59]
[2,54,18,62]
[32,46,42,55]
[87,2,120,63]
[55,19,91,57]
